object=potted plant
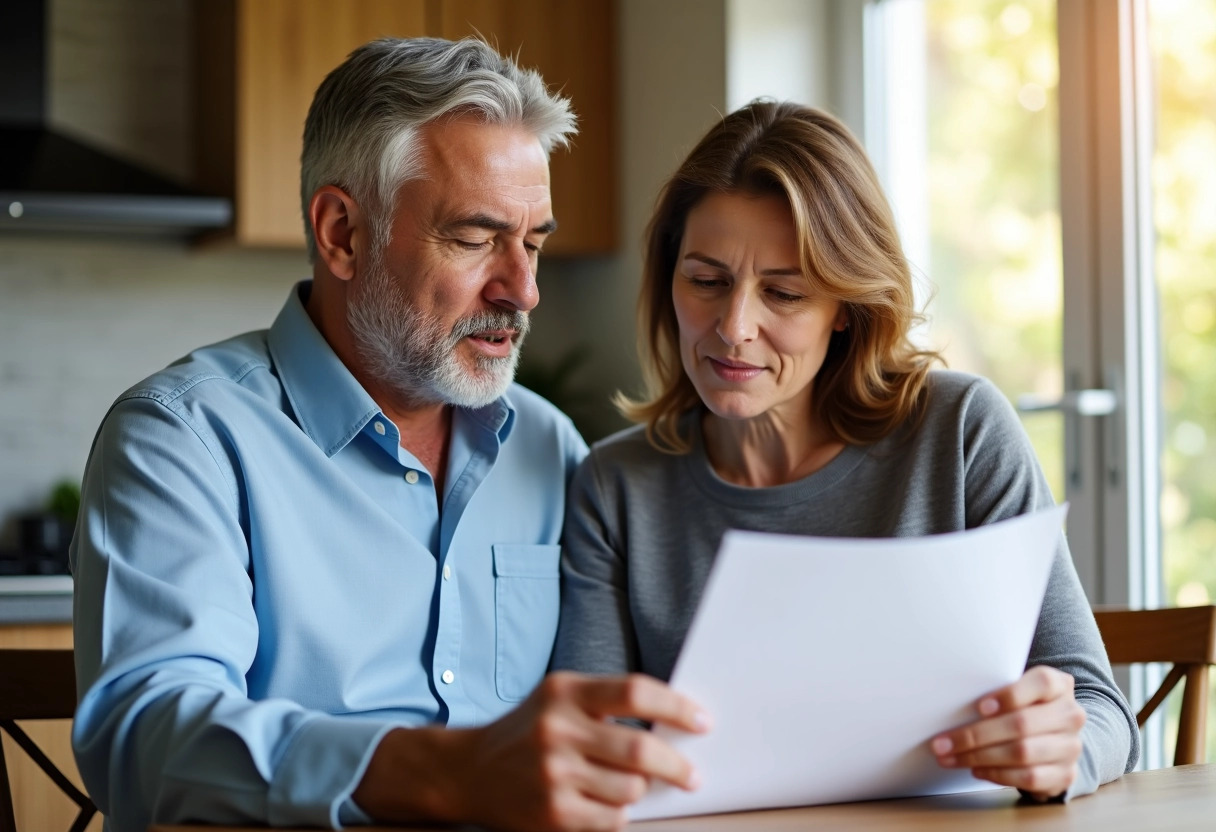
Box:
[17,479,80,571]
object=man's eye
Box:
[456,239,491,250]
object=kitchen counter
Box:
[0,574,73,623]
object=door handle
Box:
[1016,386,1120,490]
[1016,389,1118,416]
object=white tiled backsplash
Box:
[0,236,302,545]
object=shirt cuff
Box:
[266,716,402,828]
[337,794,374,827]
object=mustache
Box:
[448,309,531,343]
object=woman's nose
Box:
[716,290,758,346]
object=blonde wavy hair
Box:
[617,100,940,452]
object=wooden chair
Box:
[1093,605,1216,765]
[0,649,97,832]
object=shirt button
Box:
[441,669,455,684]
[373,421,386,436]
[443,565,451,581]
[405,470,420,484]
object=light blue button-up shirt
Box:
[70,283,588,831]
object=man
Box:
[71,37,704,832]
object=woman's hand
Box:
[931,665,1086,801]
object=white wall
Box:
[529,0,729,438]
[727,0,831,111]
[0,239,302,543]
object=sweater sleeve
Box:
[958,377,1139,799]
[552,452,639,675]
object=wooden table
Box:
[150,763,1216,831]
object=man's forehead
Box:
[419,118,550,183]
[413,118,553,227]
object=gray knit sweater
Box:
[552,370,1138,799]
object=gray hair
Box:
[300,37,578,262]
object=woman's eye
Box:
[689,276,726,289]
[768,289,805,303]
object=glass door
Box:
[864,0,1210,767]
[868,0,1067,509]
[1150,0,1216,761]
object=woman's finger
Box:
[933,697,1086,757]
[939,730,1084,770]
[970,762,1079,799]
[977,666,1074,716]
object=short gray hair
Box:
[300,37,578,262]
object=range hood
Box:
[0,2,231,235]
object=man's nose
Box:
[485,243,539,312]
[716,290,758,346]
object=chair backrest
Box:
[0,649,97,832]
[1093,605,1216,766]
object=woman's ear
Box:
[833,306,850,332]
[309,185,362,282]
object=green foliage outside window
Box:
[922,0,1216,761]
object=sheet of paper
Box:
[630,504,1068,821]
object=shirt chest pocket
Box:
[493,543,561,702]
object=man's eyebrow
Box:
[683,251,801,276]
[442,213,558,236]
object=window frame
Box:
[851,0,1164,764]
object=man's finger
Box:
[562,672,710,733]
[569,757,650,807]
[546,788,627,832]
[580,718,701,791]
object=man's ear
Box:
[309,185,363,281]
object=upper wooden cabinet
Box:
[195,1,429,247]
[437,1,617,256]
[195,0,617,255]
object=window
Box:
[865,0,1216,767]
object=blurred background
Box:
[1,0,1213,772]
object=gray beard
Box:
[346,256,530,409]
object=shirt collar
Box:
[267,281,518,455]
[464,392,516,444]
[268,282,381,457]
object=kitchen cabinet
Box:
[437,0,617,255]
[196,0,430,247]
[196,0,617,255]
[0,624,101,832]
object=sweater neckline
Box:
[682,410,870,507]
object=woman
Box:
[551,101,1137,801]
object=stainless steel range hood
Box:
[0,2,232,235]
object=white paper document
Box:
[630,504,1068,821]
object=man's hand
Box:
[354,671,708,832]
[931,665,1086,801]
